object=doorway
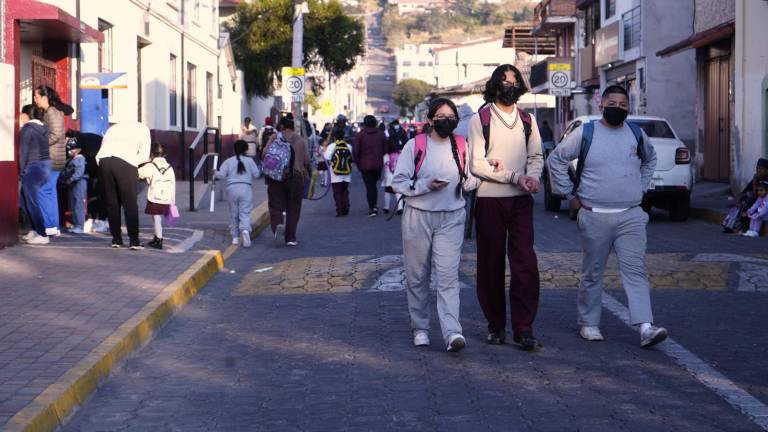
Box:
[703,49,731,181]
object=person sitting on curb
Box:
[547,85,668,348]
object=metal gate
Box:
[31,56,57,90]
[703,55,731,181]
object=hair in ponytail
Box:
[233,139,248,175]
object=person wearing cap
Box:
[334,114,354,143]
[58,137,89,234]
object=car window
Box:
[559,120,581,143]
[627,120,676,138]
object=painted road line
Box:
[602,293,768,431]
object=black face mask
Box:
[433,118,458,138]
[497,84,524,106]
[603,106,628,126]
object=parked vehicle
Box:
[378,104,390,113]
[543,115,693,221]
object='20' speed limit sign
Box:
[281,67,306,103]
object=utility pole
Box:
[291,0,308,138]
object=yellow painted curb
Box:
[5,202,271,432]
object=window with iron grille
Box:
[605,0,616,19]
[623,6,641,50]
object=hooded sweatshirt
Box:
[19,120,50,174]
[352,127,387,171]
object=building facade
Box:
[431,38,509,88]
[395,44,442,84]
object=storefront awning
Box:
[10,0,104,43]
[656,20,734,57]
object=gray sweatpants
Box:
[402,206,465,343]
[226,183,253,238]
[577,206,653,326]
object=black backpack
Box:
[331,141,353,175]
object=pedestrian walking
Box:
[96,121,152,250]
[240,117,259,159]
[352,115,387,217]
[58,140,89,234]
[18,104,51,245]
[392,98,481,352]
[262,116,311,247]
[547,85,668,348]
[382,130,404,214]
[215,140,260,247]
[323,128,353,217]
[34,85,74,237]
[138,143,176,250]
[743,180,768,237]
[468,64,544,351]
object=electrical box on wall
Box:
[0,63,15,162]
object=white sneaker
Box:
[640,325,668,348]
[447,334,466,352]
[413,330,430,347]
[93,220,110,233]
[22,231,38,241]
[84,219,93,233]
[579,326,605,341]
[45,227,61,237]
[27,234,50,245]
[743,230,759,238]
[273,224,285,246]
[241,230,252,248]
[232,236,240,245]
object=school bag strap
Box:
[479,104,532,156]
[411,133,467,190]
[572,120,646,195]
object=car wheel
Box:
[543,170,561,212]
[668,194,690,222]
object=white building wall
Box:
[735,0,768,186]
[395,44,442,85]
[432,39,511,88]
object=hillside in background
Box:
[381,0,533,48]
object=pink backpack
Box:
[413,133,466,177]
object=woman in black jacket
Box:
[19,104,52,245]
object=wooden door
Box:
[703,56,731,181]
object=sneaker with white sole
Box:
[232,236,240,245]
[447,334,466,352]
[45,227,61,237]
[22,231,38,241]
[241,230,252,248]
[743,230,759,238]
[27,234,50,245]
[92,220,110,233]
[413,330,430,347]
[69,226,85,234]
[640,325,668,348]
[286,241,298,247]
[579,326,605,341]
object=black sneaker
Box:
[129,242,145,251]
[513,332,541,351]
[147,236,163,250]
[111,240,123,248]
[368,209,378,217]
[486,331,506,345]
[382,208,390,214]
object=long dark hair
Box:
[482,64,528,104]
[426,97,459,121]
[35,85,74,115]
[233,140,248,175]
[425,98,466,188]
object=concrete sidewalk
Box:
[0,180,268,431]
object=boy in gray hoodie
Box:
[547,85,668,348]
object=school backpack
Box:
[148,162,176,204]
[262,134,294,182]
[410,133,467,190]
[331,141,353,175]
[571,120,646,194]
[387,151,400,174]
[478,104,532,155]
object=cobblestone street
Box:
[61,180,768,431]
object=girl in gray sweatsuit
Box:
[215,140,261,247]
[392,98,482,352]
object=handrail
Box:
[188,127,221,211]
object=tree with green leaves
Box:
[226,0,365,97]
[392,79,433,112]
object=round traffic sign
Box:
[286,76,304,94]
[550,71,569,88]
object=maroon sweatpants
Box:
[332,181,350,214]
[475,195,540,335]
[266,175,306,243]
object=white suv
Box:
[542,115,693,221]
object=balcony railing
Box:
[532,0,577,36]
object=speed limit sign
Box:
[547,62,572,97]
[281,67,305,103]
